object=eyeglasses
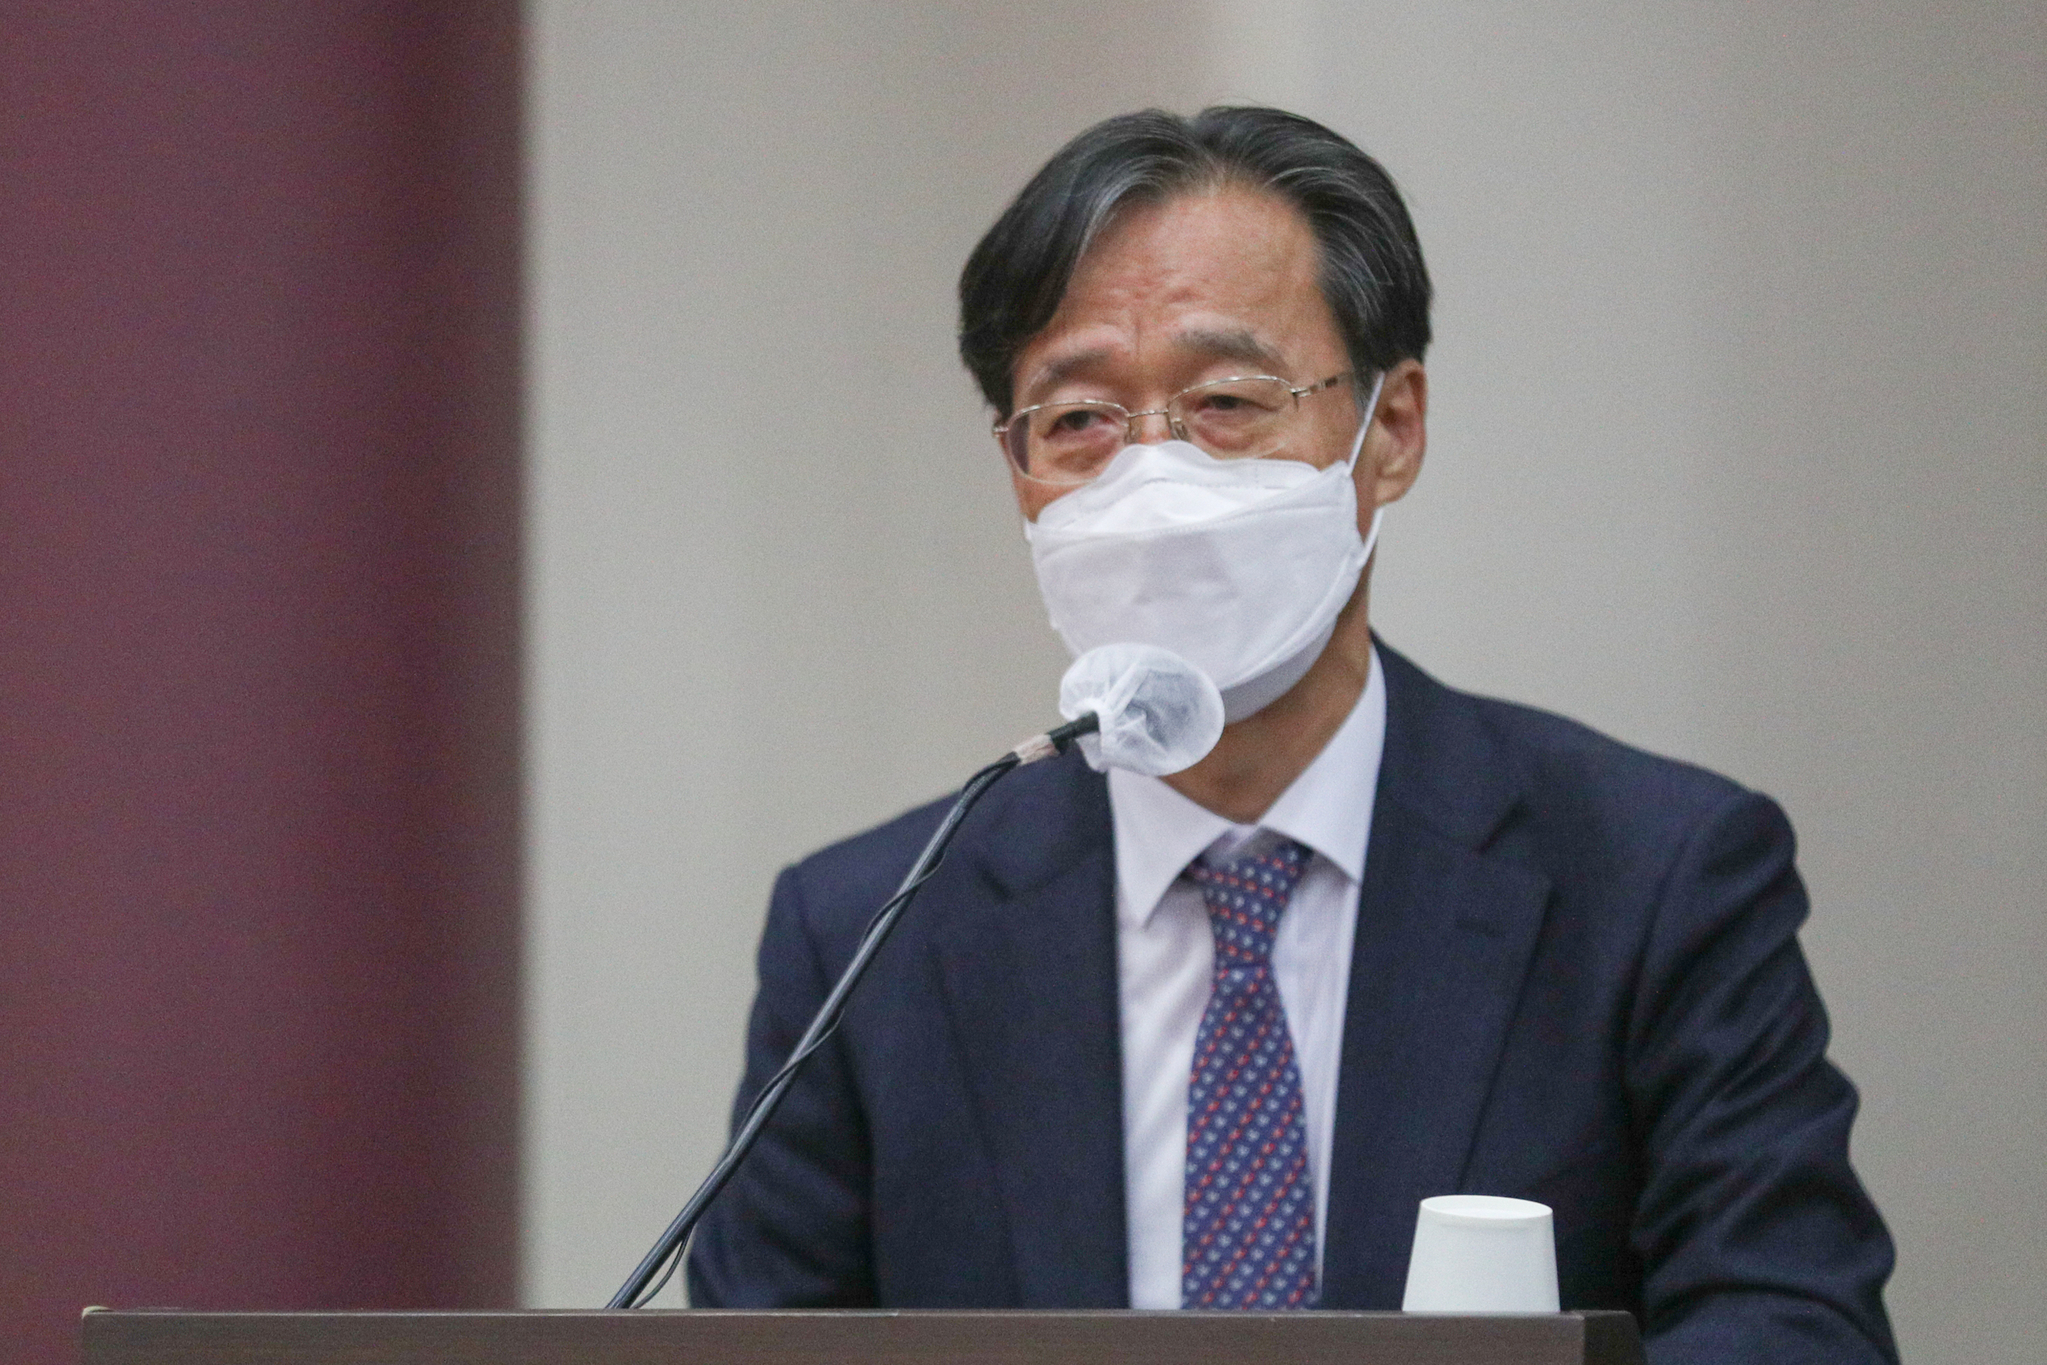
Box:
[993,372,1355,487]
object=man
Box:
[689,107,1897,1363]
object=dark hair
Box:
[958,106,1432,416]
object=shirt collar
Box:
[1107,645,1388,931]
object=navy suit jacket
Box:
[689,644,1897,1364]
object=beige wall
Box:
[526,4,2046,1359]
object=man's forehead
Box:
[1021,326,1293,399]
[1008,188,1338,406]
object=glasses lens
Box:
[1170,377,1297,458]
[1006,402,1126,485]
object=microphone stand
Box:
[606,712,1102,1309]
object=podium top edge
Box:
[81,1308,1631,1320]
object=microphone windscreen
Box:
[1058,643,1225,776]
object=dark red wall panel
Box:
[0,5,523,1362]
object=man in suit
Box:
[689,107,1897,1363]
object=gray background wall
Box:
[525,4,2045,1360]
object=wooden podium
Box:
[83,1307,1644,1364]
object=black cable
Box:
[630,1223,693,1307]
[606,730,1088,1310]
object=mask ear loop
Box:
[1342,370,1389,472]
[1346,370,1390,562]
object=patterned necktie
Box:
[1182,837,1319,1310]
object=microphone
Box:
[1055,642,1226,777]
[606,647,1224,1309]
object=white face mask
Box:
[1024,375,1385,723]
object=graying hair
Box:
[958,107,1432,416]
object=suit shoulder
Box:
[1381,647,1807,963]
[1471,689,1751,817]
[1461,686,1800,908]
[1378,644,1772,857]
[776,793,954,940]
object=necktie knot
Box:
[1187,838,1311,966]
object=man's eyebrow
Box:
[1176,327,1289,374]
[1021,329,1291,403]
[1024,347,1114,398]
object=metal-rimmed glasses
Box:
[993,372,1354,486]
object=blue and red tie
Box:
[1182,838,1319,1310]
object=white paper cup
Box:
[1400,1194,1560,1313]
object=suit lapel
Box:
[1321,645,1554,1308]
[932,756,1129,1307]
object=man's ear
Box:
[1359,359,1427,513]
